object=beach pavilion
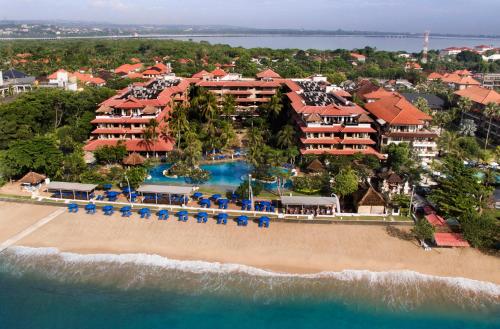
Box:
[46,182,98,200]
[18,171,46,187]
[280,196,338,215]
[137,184,195,205]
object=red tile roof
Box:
[48,69,69,79]
[301,146,384,159]
[115,63,143,74]
[197,80,281,88]
[363,88,397,100]
[434,233,470,247]
[256,69,281,79]
[350,53,366,59]
[332,90,351,98]
[364,95,432,125]
[83,138,174,152]
[427,72,444,80]
[191,70,211,79]
[425,214,447,227]
[441,73,480,86]
[300,138,341,145]
[211,68,227,77]
[454,86,500,105]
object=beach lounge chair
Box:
[157,209,169,220]
[258,216,270,228]
[236,215,248,226]
[241,199,251,211]
[196,212,208,223]
[120,206,132,218]
[218,198,229,209]
[138,208,151,219]
[211,194,222,201]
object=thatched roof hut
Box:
[355,186,387,214]
[123,152,145,166]
[19,171,46,185]
[307,159,325,173]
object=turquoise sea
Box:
[1,247,499,329]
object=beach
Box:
[1,201,498,284]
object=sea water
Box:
[0,247,498,329]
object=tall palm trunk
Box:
[485,117,493,150]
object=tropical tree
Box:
[167,103,190,149]
[144,118,159,157]
[246,127,264,167]
[221,94,236,118]
[483,102,500,150]
[411,219,435,241]
[264,92,283,118]
[437,131,459,155]
[331,168,359,200]
[276,125,296,149]
[457,97,473,123]
[432,110,453,133]
[458,118,477,137]
[192,88,219,122]
[413,97,432,115]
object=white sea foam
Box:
[5,245,500,298]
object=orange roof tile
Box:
[454,86,500,105]
[434,233,470,247]
[364,95,432,125]
[256,69,281,79]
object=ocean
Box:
[160,35,500,52]
[0,247,498,329]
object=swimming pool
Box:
[146,161,292,190]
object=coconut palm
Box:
[457,97,473,123]
[483,102,500,150]
[222,94,236,118]
[414,97,432,115]
[437,130,459,155]
[276,125,296,149]
[265,92,283,118]
[459,119,477,137]
[192,88,219,122]
[145,118,159,157]
[168,103,190,149]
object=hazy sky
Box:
[1,0,499,34]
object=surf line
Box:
[0,208,66,254]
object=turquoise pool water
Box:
[147,161,290,189]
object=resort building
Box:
[364,94,438,159]
[285,79,383,158]
[427,71,481,90]
[454,86,500,146]
[0,68,35,97]
[191,69,283,115]
[46,69,106,90]
[83,76,190,156]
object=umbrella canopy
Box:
[193,192,203,199]
[123,152,146,166]
[19,171,46,185]
[217,213,228,219]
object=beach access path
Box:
[0,206,65,253]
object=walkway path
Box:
[0,208,65,254]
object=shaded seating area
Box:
[236,215,248,226]
[199,198,211,208]
[258,216,270,228]
[176,210,189,222]
[47,182,97,200]
[123,152,145,166]
[137,185,194,205]
[157,209,169,220]
[280,196,337,216]
[85,203,96,214]
[139,208,151,219]
[67,203,79,213]
[217,198,229,209]
[196,212,208,223]
[216,213,228,225]
[255,201,274,212]
[120,206,132,217]
[105,191,120,202]
[102,205,114,216]
[241,199,251,211]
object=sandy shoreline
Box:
[1,201,499,284]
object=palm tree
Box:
[276,125,296,149]
[432,110,453,134]
[145,118,159,157]
[457,97,473,124]
[222,94,236,118]
[483,102,500,150]
[437,131,459,155]
[246,128,264,166]
[414,97,432,115]
[140,128,154,157]
[168,103,190,150]
[459,119,477,137]
[192,88,219,122]
[265,92,283,118]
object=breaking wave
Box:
[1,246,499,313]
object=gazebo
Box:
[355,186,386,214]
[46,181,98,200]
[123,152,146,166]
[306,159,325,173]
[19,171,46,186]
[137,184,194,204]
